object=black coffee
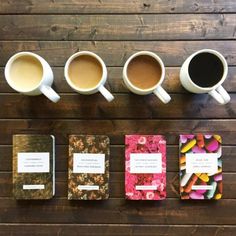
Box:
[188,52,224,88]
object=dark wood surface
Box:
[0,1,235,235]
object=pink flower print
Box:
[131,190,143,200]
[148,143,158,152]
[154,193,161,200]
[146,192,155,200]
[126,160,130,172]
[151,179,161,188]
[138,136,147,145]
[158,182,165,192]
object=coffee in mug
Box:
[68,55,103,90]
[123,51,171,104]
[180,49,230,105]
[188,52,224,88]
[9,55,43,92]
[64,51,114,102]
[5,52,60,103]
[127,55,162,90]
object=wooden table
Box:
[0,1,236,235]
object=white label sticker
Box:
[136,185,158,190]
[130,153,162,173]
[78,185,99,190]
[23,185,45,190]
[192,185,213,190]
[186,153,218,174]
[73,153,105,174]
[17,152,50,173]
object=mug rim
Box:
[123,51,165,93]
[186,49,228,91]
[64,51,107,93]
[4,51,45,93]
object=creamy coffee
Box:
[68,55,103,89]
[9,55,43,91]
[127,55,162,90]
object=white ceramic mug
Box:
[5,52,60,103]
[180,49,230,105]
[64,51,114,102]
[123,51,171,104]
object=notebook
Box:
[13,134,55,200]
[179,134,222,200]
[125,135,166,200]
[68,135,109,200]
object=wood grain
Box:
[0,198,236,224]
[0,0,236,14]
[0,41,236,66]
[0,14,235,40]
[0,120,235,145]
[0,224,235,236]
[0,94,236,119]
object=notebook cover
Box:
[179,134,222,200]
[125,135,166,200]
[68,135,109,200]
[13,134,55,200]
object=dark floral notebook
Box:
[68,135,109,200]
[13,135,55,200]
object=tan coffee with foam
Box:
[127,55,162,90]
[68,55,103,89]
[9,55,43,91]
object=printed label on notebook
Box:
[77,185,99,190]
[23,185,45,190]
[17,152,50,173]
[135,185,158,190]
[73,153,105,174]
[130,153,162,174]
[186,153,218,174]
[192,185,213,190]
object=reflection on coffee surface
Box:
[68,55,103,89]
[189,52,224,88]
[9,55,43,91]
[127,55,162,90]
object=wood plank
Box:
[0,198,236,224]
[1,66,236,93]
[0,172,234,199]
[0,94,236,119]
[1,145,235,172]
[0,120,235,145]
[1,14,236,40]
[0,224,236,236]
[0,41,236,67]
[0,0,236,14]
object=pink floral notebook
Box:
[125,135,166,200]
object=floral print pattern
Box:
[68,135,109,200]
[125,135,166,200]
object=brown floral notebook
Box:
[68,135,109,200]
[13,135,55,200]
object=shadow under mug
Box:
[122,51,171,104]
[64,51,114,102]
[4,52,60,103]
[180,49,230,105]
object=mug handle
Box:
[98,85,114,102]
[208,85,230,105]
[153,86,171,104]
[40,85,61,103]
